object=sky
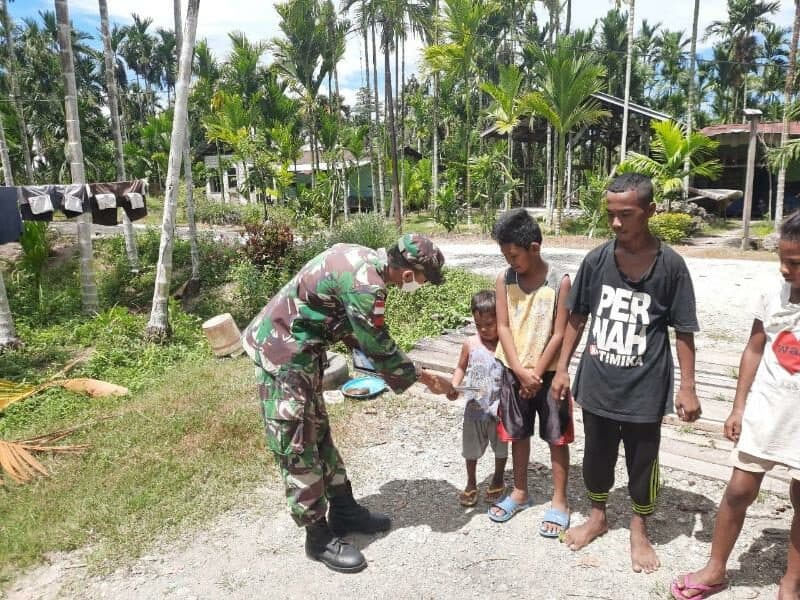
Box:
[11,0,799,108]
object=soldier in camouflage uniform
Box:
[242,233,453,573]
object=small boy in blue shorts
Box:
[448,290,509,506]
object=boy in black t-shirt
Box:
[551,173,702,574]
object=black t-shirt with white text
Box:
[567,240,699,423]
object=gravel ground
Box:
[6,239,795,600]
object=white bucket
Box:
[202,313,244,357]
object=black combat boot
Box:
[328,481,392,537]
[305,518,367,573]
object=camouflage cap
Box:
[396,233,445,285]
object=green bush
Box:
[330,214,397,250]
[386,268,492,350]
[195,195,243,225]
[649,212,695,243]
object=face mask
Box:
[400,278,423,293]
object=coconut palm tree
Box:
[146,0,200,339]
[615,0,636,162]
[479,64,524,210]
[618,120,722,206]
[775,0,800,228]
[99,0,139,273]
[1,0,35,182]
[0,104,17,347]
[174,0,199,288]
[684,0,700,198]
[55,0,98,314]
[521,38,609,235]
[273,0,332,185]
[705,0,780,121]
[425,0,498,222]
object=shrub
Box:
[386,268,492,350]
[649,212,695,244]
[242,221,294,267]
[195,195,242,226]
[433,179,462,233]
[330,214,397,250]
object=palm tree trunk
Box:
[619,0,635,163]
[55,0,98,315]
[505,134,513,211]
[683,0,700,200]
[0,112,18,348]
[431,0,439,211]
[554,130,566,235]
[174,0,200,284]
[565,0,572,35]
[399,35,406,216]
[384,49,401,228]
[545,125,553,219]
[146,0,200,339]
[0,112,12,186]
[465,75,472,225]
[775,0,800,229]
[2,0,34,182]
[100,0,139,272]
[0,266,19,348]
[362,26,378,213]
[370,21,385,215]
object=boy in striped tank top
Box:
[487,208,574,538]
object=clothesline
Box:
[0,179,149,245]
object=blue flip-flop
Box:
[539,507,570,538]
[488,495,533,523]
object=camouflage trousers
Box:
[257,358,348,527]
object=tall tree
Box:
[174,0,200,288]
[146,0,200,339]
[705,0,780,121]
[522,38,608,234]
[99,0,139,272]
[0,95,17,347]
[425,0,497,222]
[1,0,35,181]
[618,0,636,162]
[775,0,800,228]
[55,0,98,314]
[680,0,701,200]
[480,64,524,210]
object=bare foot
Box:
[630,529,660,573]
[563,515,608,550]
[777,575,800,600]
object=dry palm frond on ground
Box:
[0,377,129,412]
[0,425,89,485]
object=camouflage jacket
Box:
[241,243,418,392]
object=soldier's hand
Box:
[421,370,454,396]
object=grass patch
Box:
[0,356,267,581]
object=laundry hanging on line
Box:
[0,180,149,245]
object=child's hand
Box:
[423,371,455,396]
[446,388,460,401]
[551,370,571,403]
[724,410,743,442]
[675,386,702,422]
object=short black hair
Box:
[607,172,654,206]
[491,208,542,247]
[470,289,496,315]
[781,210,800,242]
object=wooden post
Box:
[741,109,762,250]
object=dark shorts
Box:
[497,369,574,446]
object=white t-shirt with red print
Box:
[738,278,800,470]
